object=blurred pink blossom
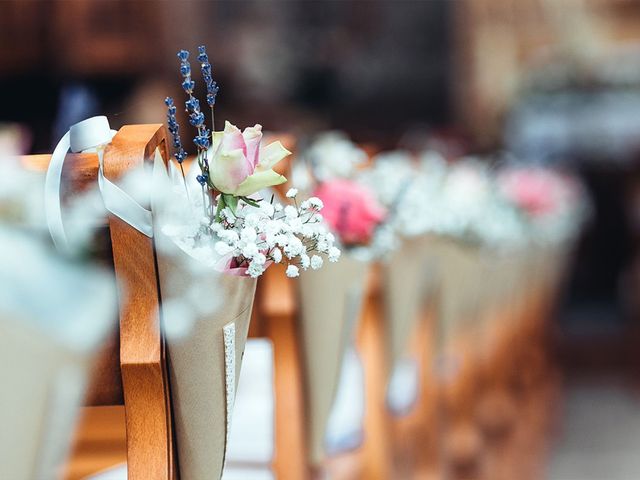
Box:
[313,179,386,246]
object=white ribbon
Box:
[45,116,154,253]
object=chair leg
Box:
[358,293,394,480]
[268,312,309,480]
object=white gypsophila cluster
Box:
[357,150,451,239]
[357,151,415,206]
[431,160,527,249]
[0,224,117,350]
[303,132,368,182]
[208,193,340,278]
[349,222,399,262]
[0,156,46,227]
[153,154,341,278]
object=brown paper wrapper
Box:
[156,233,257,479]
[382,235,437,372]
[0,315,113,480]
[297,254,370,465]
[435,240,486,346]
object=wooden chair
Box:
[22,124,176,480]
[255,261,395,480]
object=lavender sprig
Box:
[178,48,214,217]
[164,97,188,188]
[197,45,219,133]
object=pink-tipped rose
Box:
[209,121,291,196]
[313,179,386,245]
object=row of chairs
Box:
[16,124,569,479]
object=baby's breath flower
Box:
[310,255,323,270]
[240,226,257,243]
[307,197,323,210]
[253,252,267,265]
[317,239,329,253]
[241,243,259,259]
[328,246,341,262]
[271,247,282,263]
[286,188,298,198]
[284,205,298,219]
[261,202,275,217]
[244,213,260,228]
[215,241,234,256]
[248,262,265,278]
[300,254,310,270]
[218,229,239,243]
[289,217,303,232]
[286,265,300,278]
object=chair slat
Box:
[102,124,175,480]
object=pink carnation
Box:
[313,179,386,246]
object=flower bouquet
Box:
[356,151,447,380]
[0,152,116,480]
[154,48,339,478]
[293,132,390,463]
[421,159,528,351]
[496,165,589,297]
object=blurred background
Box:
[3,0,640,478]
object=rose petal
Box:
[234,169,287,197]
[242,124,263,169]
[209,148,253,194]
[256,141,291,171]
[220,121,247,155]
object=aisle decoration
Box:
[423,160,529,379]
[155,47,339,479]
[355,150,448,413]
[292,132,391,463]
[496,165,590,297]
[0,149,116,480]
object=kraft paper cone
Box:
[297,254,369,466]
[435,240,486,346]
[156,233,257,480]
[383,235,436,372]
[0,229,115,480]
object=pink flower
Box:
[313,179,387,246]
[209,121,291,196]
[498,168,565,217]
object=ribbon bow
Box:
[45,116,154,254]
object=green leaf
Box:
[222,193,238,214]
[241,196,261,208]
[214,195,225,222]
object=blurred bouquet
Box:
[425,159,527,249]
[356,150,449,239]
[497,165,590,245]
[0,126,117,480]
[295,132,392,260]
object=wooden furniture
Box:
[255,263,396,480]
[22,124,176,480]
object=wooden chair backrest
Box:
[22,124,176,480]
